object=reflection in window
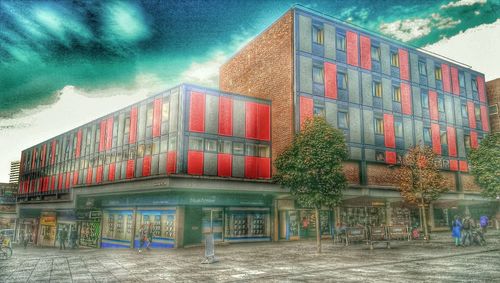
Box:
[375,118,384,134]
[371,45,380,61]
[188,137,203,151]
[233,142,244,155]
[338,111,349,129]
[218,140,232,154]
[393,86,401,102]
[372,81,382,97]
[337,72,347,89]
[390,52,399,67]
[418,61,427,76]
[314,105,325,117]
[313,26,324,45]
[313,65,324,84]
[336,33,346,51]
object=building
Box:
[9,160,20,184]
[220,5,496,234]
[16,6,496,248]
[0,183,17,231]
[486,78,500,133]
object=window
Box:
[459,73,465,88]
[375,118,384,134]
[461,104,468,118]
[376,151,385,162]
[372,81,382,97]
[168,136,177,151]
[393,86,401,102]
[313,65,324,84]
[314,105,325,117]
[338,111,349,129]
[337,72,347,89]
[205,139,217,152]
[390,52,399,67]
[258,145,270,158]
[313,26,324,45]
[162,100,170,123]
[464,135,471,149]
[438,96,445,112]
[435,66,442,81]
[245,144,257,156]
[233,142,244,155]
[418,61,427,76]
[336,33,346,51]
[188,137,203,151]
[395,121,403,138]
[440,130,447,145]
[371,45,380,61]
[423,127,431,143]
[218,140,232,154]
[474,105,481,121]
[146,103,154,127]
[137,143,145,157]
[422,92,429,109]
[471,78,478,91]
[489,104,499,115]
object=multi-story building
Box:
[486,78,500,133]
[0,183,17,231]
[9,160,20,184]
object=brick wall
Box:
[486,78,500,133]
[343,161,360,184]
[220,11,294,174]
[366,164,401,187]
[460,173,481,192]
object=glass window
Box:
[418,61,427,76]
[371,45,380,61]
[124,116,130,134]
[471,78,478,91]
[372,81,382,97]
[464,135,471,149]
[474,105,481,121]
[233,142,244,155]
[435,66,442,81]
[424,127,431,143]
[459,72,465,87]
[129,146,137,160]
[152,140,159,154]
[218,140,232,154]
[145,143,152,156]
[489,104,499,115]
[168,136,177,151]
[205,139,217,152]
[137,143,145,157]
[146,103,154,127]
[395,121,403,138]
[422,92,429,109]
[461,104,468,118]
[313,65,324,84]
[160,136,169,153]
[390,52,399,67]
[338,111,349,129]
[438,96,445,112]
[245,144,257,156]
[375,118,384,134]
[314,105,325,117]
[440,131,447,145]
[376,151,385,162]
[336,33,346,51]
[258,145,270,158]
[337,72,347,90]
[393,86,401,102]
[188,137,203,151]
[313,25,324,45]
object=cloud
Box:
[441,0,486,9]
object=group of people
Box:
[451,214,488,247]
[57,226,79,250]
[138,223,155,252]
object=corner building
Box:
[220,6,496,236]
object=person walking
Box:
[59,227,68,250]
[451,215,462,247]
[461,215,472,246]
[146,223,154,250]
[22,231,30,249]
[138,224,147,253]
[479,215,489,233]
[69,226,78,249]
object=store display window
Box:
[202,208,224,241]
[101,210,133,248]
[339,206,386,227]
[224,208,270,242]
[134,209,176,248]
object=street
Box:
[1,231,499,282]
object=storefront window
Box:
[225,209,270,240]
[340,206,386,227]
[101,210,133,248]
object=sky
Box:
[0,0,499,182]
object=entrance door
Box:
[184,207,202,246]
[202,208,224,241]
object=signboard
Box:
[40,216,56,226]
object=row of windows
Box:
[187,137,270,158]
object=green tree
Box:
[397,145,447,241]
[469,133,500,199]
[274,117,348,253]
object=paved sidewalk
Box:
[1,231,499,282]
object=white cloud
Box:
[380,14,462,41]
[423,19,500,81]
[441,0,486,9]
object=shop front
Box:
[38,212,57,246]
[101,209,134,248]
[76,210,101,248]
[56,210,78,247]
[279,209,333,240]
[134,208,176,248]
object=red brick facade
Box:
[486,78,500,133]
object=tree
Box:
[469,133,500,199]
[397,145,447,241]
[274,116,348,253]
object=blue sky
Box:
[0,0,499,181]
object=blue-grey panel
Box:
[365,149,375,161]
[138,104,146,141]
[361,72,372,107]
[409,52,419,84]
[350,147,362,160]
[232,156,245,178]
[325,102,337,128]
[299,56,313,94]
[414,120,423,145]
[117,112,125,147]
[348,69,360,104]
[136,158,143,177]
[298,15,312,53]
[464,72,472,98]
[426,58,436,89]
[382,78,392,111]
[324,23,336,60]
[92,168,97,183]
[453,97,462,127]
[233,99,245,138]
[103,165,109,182]
[456,128,466,158]
[169,89,179,133]
[159,153,167,174]
[204,152,217,176]
[403,117,413,148]
[152,155,159,175]
[380,43,390,76]
[444,95,454,124]
[412,86,422,117]
[363,110,374,145]
[205,94,219,134]
[349,107,361,143]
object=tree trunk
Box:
[421,199,429,241]
[316,207,321,253]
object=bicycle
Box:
[0,238,13,260]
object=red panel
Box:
[217,153,232,177]
[51,176,55,191]
[346,31,359,66]
[324,62,337,99]
[257,157,271,179]
[86,167,92,185]
[73,171,79,186]
[431,123,441,155]
[441,64,451,93]
[65,172,71,189]
[245,102,258,139]
[187,151,204,175]
[106,117,113,150]
[76,130,82,157]
[459,160,468,172]
[429,90,438,121]
[360,35,371,70]
[398,49,409,81]
[218,96,233,136]
[449,160,459,171]
[451,67,459,95]
[477,76,486,102]
[401,82,412,115]
[245,156,258,179]
[41,144,47,167]
[470,131,478,149]
[108,163,116,182]
[51,140,56,165]
[129,107,138,144]
[126,160,135,179]
[167,151,177,174]
[153,98,162,137]
[257,104,271,141]
[189,91,206,133]
[467,102,476,128]
[58,174,63,190]
[383,114,395,148]
[99,120,106,152]
[480,105,489,132]
[447,127,457,157]
[385,151,397,165]
[299,96,313,129]
[96,165,103,183]
[143,155,152,177]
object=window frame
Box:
[337,72,347,90]
[338,111,349,129]
[392,86,401,102]
[394,120,403,138]
[418,61,427,76]
[390,51,399,67]
[372,81,382,97]
[336,33,346,51]
[371,45,380,61]
[375,118,384,135]
[312,25,324,45]
[423,127,432,143]
[435,66,442,81]
[312,65,324,84]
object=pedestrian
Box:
[451,215,462,247]
[479,215,489,233]
[69,226,78,249]
[146,223,154,250]
[59,227,68,250]
[461,215,473,246]
[22,231,30,249]
[302,216,309,238]
[138,224,147,253]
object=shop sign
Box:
[0,196,16,204]
[40,216,56,226]
[90,211,101,219]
